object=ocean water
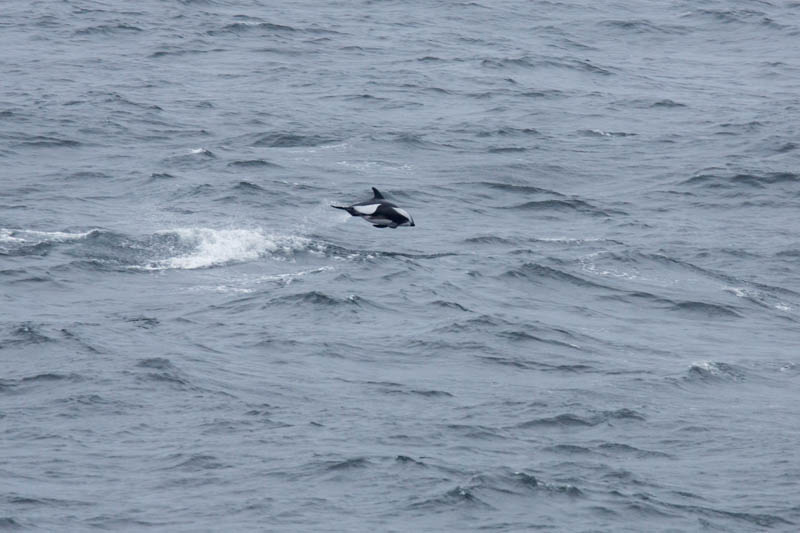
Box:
[2,0,800,530]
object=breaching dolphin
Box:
[332,187,415,228]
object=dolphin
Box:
[332,187,415,228]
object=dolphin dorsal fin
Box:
[371,187,384,199]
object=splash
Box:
[145,228,311,270]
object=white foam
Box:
[0,228,94,243]
[144,228,312,270]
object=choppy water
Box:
[2,1,800,531]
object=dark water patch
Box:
[430,300,471,312]
[12,135,81,148]
[511,471,540,489]
[578,129,635,138]
[600,290,672,306]
[210,22,298,35]
[227,159,281,168]
[63,171,110,181]
[323,242,458,262]
[467,470,583,499]
[651,99,686,108]
[208,21,338,36]
[634,492,797,529]
[59,328,102,354]
[433,314,511,334]
[410,389,453,398]
[685,361,749,383]
[682,172,800,190]
[592,250,776,294]
[62,229,191,270]
[600,19,688,34]
[497,330,583,351]
[137,357,176,371]
[519,413,596,428]
[471,181,565,196]
[597,443,672,459]
[2,372,84,393]
[475,127,540,138]
[232,181,266,192]
[518,409,644,429]
[395,455,427,467]
[267,291,375,309]
[775,142,798,154]
[462,235,518,245]
[544,444,594,455]
[250,132,339,148]
[501,262,615,290]
[1,322,54,347]
[134,358,193,389]
[150,48,224,58]
[170,184,215,200]
[126,316,159,329]
[75,24,144,35]
[446,424,506,440]
[269,291,340,306]
[488,146,527,153]
[477,355,546,371]
[0,518,22,530]
[670,301,742,318]
[370,131,453,150]
[148,172,176,181]
[686,8,773,25]
[359,379,455,398]
[481,56,613,75]
[519,88,566,98]
[510,198,613,216]
[408,486,495,511]
[324,457,370,471]
[166,454,228,471]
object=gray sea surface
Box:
[2,1,800,531]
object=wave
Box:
[681,172,800,189]
[579,129,636,137]
[209,22,298,35]
[248,132,340,148]
[685,361,749,383]
[517,408,645,428]
[501,262,615,289]
[1,228,96,256]
[227,159,282,168]
[473,181,565,196]
[481,55,613,75]
[1,371,83,393]
[670,301,742,318]
[75,24,143,35]
[207,21,340,36]
[600,19,688,34]
[11,135,82,148]
[268,291,351,307]
[1,226,319,270]
[510,198,614,216]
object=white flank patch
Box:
[353,204,380,215]
[394,207,411,220]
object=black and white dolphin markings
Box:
[332,187,415,228]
